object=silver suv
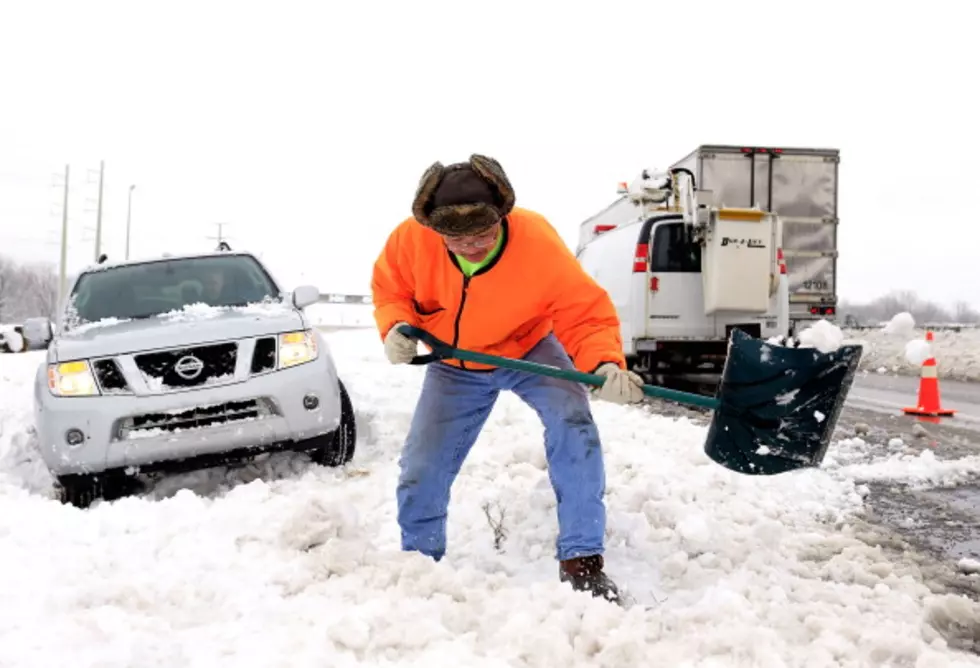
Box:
[32,248,356,507]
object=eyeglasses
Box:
[442,223,500,251]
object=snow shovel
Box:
[397,325,863,476]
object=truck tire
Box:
[305,378,357,467]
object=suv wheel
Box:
[57,471,142,508]
[304,378,357,467]
[58,473,107,508]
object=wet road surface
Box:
[847,372,980,429]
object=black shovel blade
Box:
[704,328,863,475]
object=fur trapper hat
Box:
[411,154,516,236]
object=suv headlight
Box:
[278,330,318,368]
[48,360,100,397]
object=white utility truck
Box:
[575,156,795,394]
[669,145,840,324]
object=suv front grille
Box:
[119,398,271,439]
[135,342,238,389]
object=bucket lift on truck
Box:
[575,166,789,395]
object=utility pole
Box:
[93,160,105,261]
[58,164,70,308]
[125,184,136,260]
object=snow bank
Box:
[782,313,980,382]
[843,327,980,383]
[1,332,979,665]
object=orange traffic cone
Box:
[903,331,955,418]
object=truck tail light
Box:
[650,276,659,292]
[741,147,784,155]
[594,224,616,235]
[777,248,787,275]
[632,243,648,273]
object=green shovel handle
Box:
[397,324,720,411]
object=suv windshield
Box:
[67,254,282,325]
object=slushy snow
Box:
[1,330,979,666]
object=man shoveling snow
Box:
[370,154,644,604]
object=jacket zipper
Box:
[451,275,470,369]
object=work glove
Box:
[384,322,418,365]
[592,363,645,404]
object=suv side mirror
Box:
[291,285,320,310]
[23,317,54,348]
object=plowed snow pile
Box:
[843,324,980,382]
[1,331,979,667]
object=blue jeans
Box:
[396,333,606,562]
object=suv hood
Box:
[53,304,306,361]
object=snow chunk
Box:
[883,312,916,337]
[904,339,932,366]
[760,343,772,363]
[957,558,980,575]
[796,319,845,353]
[775,389,799,406]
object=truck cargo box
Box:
[670,145,839,319]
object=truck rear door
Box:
[691,145,839,318]
[643,218,716,340]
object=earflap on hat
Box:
[411,161,446,226]
[469,154,515,216]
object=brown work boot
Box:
[559,554,621,604]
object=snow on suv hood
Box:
[53,302,306,361]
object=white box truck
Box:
[576,153,806,394]
[669,144,840,323]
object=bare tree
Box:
[954,301,980,324]
[893,290,919,313]
[0,257,16,323]
[19,262,60,319]
[0,254,62,323]
[839,289,967,327]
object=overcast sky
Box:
[1,0,975,308]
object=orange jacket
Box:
[371,207,626,373]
